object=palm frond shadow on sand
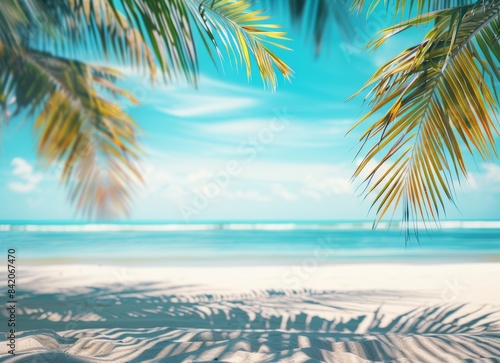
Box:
[3,286,500,362]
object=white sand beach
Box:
[1,262,500,362]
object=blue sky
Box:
[1,7,500,221]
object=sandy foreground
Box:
[1,262,500,362]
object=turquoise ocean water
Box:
[1,221,499,266]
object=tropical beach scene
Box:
[1,0,500,362]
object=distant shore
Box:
[2,220,500,232]
[2,222,500,268]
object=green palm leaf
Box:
[352,2,500,233]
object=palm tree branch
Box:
[12,0,292,87]
[189,0,293,89]
[353,2,500,232]
[1,47,142,218]
[351,0,477,16]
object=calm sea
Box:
[1,221,499,266]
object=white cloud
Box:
[461,163,500,192]
[108,69,264,115]
[198,74,267,95]
[140,158,361,209]
[143,164,272,205]
[143,165,223,202]
[227,189,270,202]
[185,117,354,147]
[272,183,298,201]
[8,158,42,194]
[140,72,262,118]
[484,164,500,183]
[301,174,352,199]
[159,95,256,117]
[186,169,214,184]
[355,158,393,181]
[194,119,273,136]
[459,174,478,191]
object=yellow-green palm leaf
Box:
[2,48,141,218]
[352,2,500,233]
[192,0,293,89]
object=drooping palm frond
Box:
[192,0,293,89]
[69,0,293,87]
[1,0,292,218]
[352,2,500,233]
[1,47,141,218]
[11,0,292,86]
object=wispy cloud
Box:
[141,158,355,205]
[484,164,500,183]
[226,189,270,202]
[115,71,264,115]
[198,74,268,96]
[460,163,500,193]
[301,175,352,199]
[164,117,356,155]
[272,183,298,201]
[158,95,256,118]
[156,73,263,118]
[8,158,42,194]
[193,119,274,135]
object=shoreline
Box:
[16,255,500,266]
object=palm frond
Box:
[1,47,141,218]
[1,0,293,102]
[352,2,500,233]
[190,0,293,89]
[351,0,476,16]
[2,0,293,90]
[69,0,293,87]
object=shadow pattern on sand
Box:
[1,286,500,362]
